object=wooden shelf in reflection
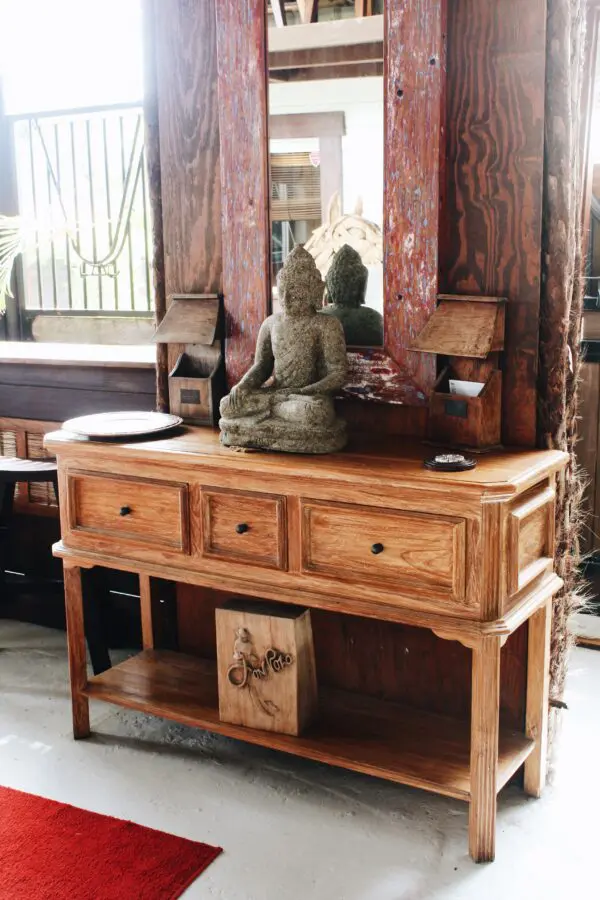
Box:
[84,650,534,802]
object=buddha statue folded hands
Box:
[219,246,348,454]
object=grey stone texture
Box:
[220,246,348,453]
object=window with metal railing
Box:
[0,0,149,340]
[10,102,152,320]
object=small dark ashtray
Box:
[424,453,477,472]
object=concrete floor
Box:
[1,621,598,900]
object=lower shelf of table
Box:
[84,650,534,802]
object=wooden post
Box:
[139,574,178,651]
[139,573,155,649]
[524,598,552,796]
[216,0,270,387]
[355,0,374,15]
[296,0,319,24]
[63,564,90,739]
[141,0,169,413]
[469,635,501,863]
[271,0,287,26]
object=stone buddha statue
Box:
[219,245,348,453]
[320,243,384,347]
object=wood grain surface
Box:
[216,601,317,735]
[45,427,568,494]
[141,0,168,412]
[63,565,90,739]
[201,488,287,570]
[384,0,446,395]
[302,500,467,605]
[441,0,547,446]
[49,424,566,861]
[84,649,533,801]
[412,298,503,358]
[469,635,501,862]
[66,472,189,553]
[166,598,530,731]
[154,0,222,384]
[523,597,552,797]
[216,0,271,387]
[508,485,555,595]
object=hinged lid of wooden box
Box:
[411,294,506,359]
[153,294,221,346]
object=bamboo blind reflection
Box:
[270,152,321,221]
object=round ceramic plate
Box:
[62,411,183,439]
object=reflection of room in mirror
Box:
[267,1,384,28]
[321,243,383,346]
[267,6,384,347]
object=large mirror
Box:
[216,0,444,400]
[267,2,384,348]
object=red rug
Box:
[0,785,222,899]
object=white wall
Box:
[269,77,384,228]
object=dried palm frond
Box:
[539,0,587,731]
[0,215,25,312]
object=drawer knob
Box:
[371,542,384,555]
[119,506,132,517]
[236,523,249,534]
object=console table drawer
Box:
[66,472,189,552]
[302,502,466,603]
[201,488,287,569]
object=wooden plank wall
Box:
[441,0,547,447]
[0,363,155,420]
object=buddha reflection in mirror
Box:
[267,0,384,348]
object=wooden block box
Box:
[216,599,317,736]
[428,367,502,450]
[412,293,506,451]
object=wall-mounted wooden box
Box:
[153,294,225,426]
[216,598,317,737]
[429,366,502,449]
[412,294,506,450]
[168,352,224,426]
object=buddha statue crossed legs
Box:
[219,246,348,453]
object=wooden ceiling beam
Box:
[270,61,383,82]
[269,40,382,71]
[271,0,287,27]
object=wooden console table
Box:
[45,428,567,862]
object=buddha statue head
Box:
[325,244,368,309]
[277,245,325,317]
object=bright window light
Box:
[0,0,144,114]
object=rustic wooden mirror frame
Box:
[215,0,446,406]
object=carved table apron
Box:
[45,427,567,863]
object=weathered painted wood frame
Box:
[216,0,446,404]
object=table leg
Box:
[0,483,16,591]
[469,635,501,863]
[139,573,155,649]
[139,575,178,651]
[82,568,111,675]
[64,564,90,739]
[524,597,552,797]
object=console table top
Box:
[46,426,567,496]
